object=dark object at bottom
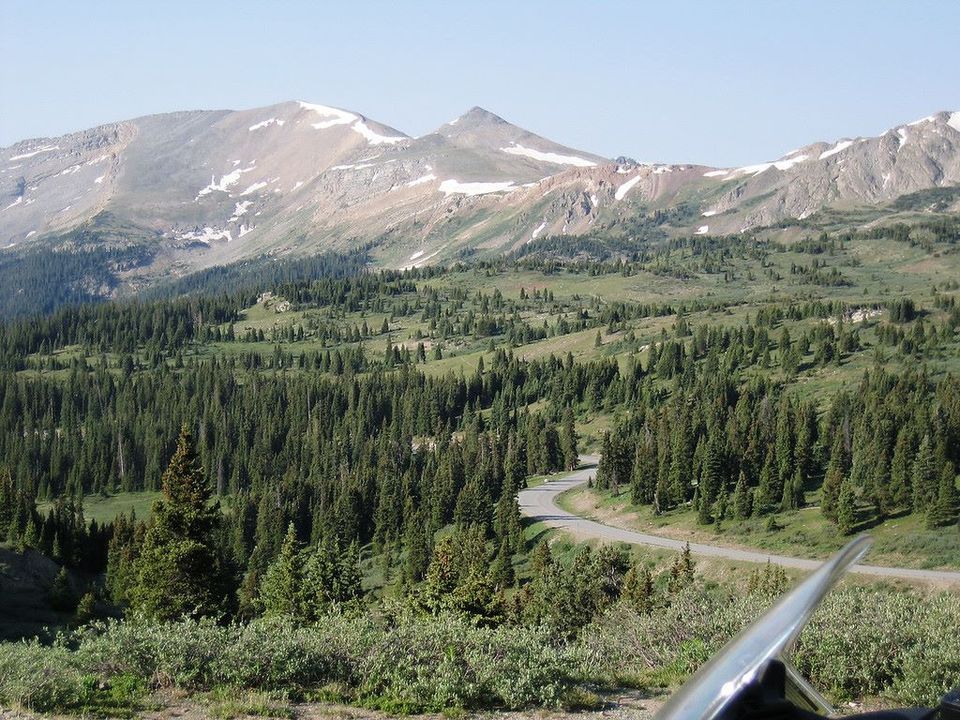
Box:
[726,661,941,720]
[939,687,960,720]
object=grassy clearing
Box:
[38,491,161,525]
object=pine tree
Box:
[75,591,97,624]
[821,433,847,520]
[836,479,857,535]
[559,406,579,471]
[912,434,937,513]
[926,464,959,529]
[781,467,804,511]
[423,534,458,612]
[302,536,362,618]
[631,426,657,505]
[130,426,226,620]
[48,567,77,612]
[258,523,305,617]
[622,563,654,614]
[889,429,913,510]
[732,470,752,520]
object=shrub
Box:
[0,641,82,711]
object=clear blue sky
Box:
[1,0,957,167]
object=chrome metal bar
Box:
[653,535,872,720]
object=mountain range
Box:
[2,100,959,286]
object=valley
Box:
[2,94,960,720]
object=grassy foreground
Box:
[1,582,958,717]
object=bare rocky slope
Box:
[2,102,959,286]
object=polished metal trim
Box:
[653,535,872,720]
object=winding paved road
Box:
[518,455,960,585]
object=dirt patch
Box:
[1,690,662,720]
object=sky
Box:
[1,0,958,168]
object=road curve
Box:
[518,456,960,585]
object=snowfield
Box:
[438,179,517,196]
[9,145,59,161]
[735,154,809,176]
[239,181,268,196]
[406,173,437,187]
[298,101,405,145]
[229,200,254,221]
[351,120,405,146]
[500,143,596,167]
[249,118,285,131]
[197,170,243,198]
[179,227,232,244]
[615,175,642,200]
[819,140,853,160]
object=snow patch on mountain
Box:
[94,175,106,184]
[352,121,405,146]
[179,227,232,244]
[299,102,357,129]
[696,225,709,235]
[406,173,437,187]
[2,196,23,212]
[897,128,908,149]
[9,145,59,161]
[500,143,596,167]
[229,201,254,222]
[615,174,643,200]
[819,140,853,160]
[734,154,809,176]
[239,181,268,196]
[249,118,285,131]
[948,112,960,132]
[531,221,547,240]
[438,179,517,196]
[703,169,731,178]
[298,101,404,145]
[197,170,243,199]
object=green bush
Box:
[8,612,576,713]
[579,584,960,707]
[0,640,82,711]
[2,586,957,714]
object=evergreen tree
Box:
[48,566,77,612]
[559,406,579,471]
[821,433,847,520]
[889,429,913,510]
[926,464,959,529]
[781,467,804,511]
[912,434,937,513]
[130,426,226,620]
[258,523,305,617]
[732,470,752,520]
[621,563,654,614]
[836,479,857,535]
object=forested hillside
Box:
[1,214,959,714]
